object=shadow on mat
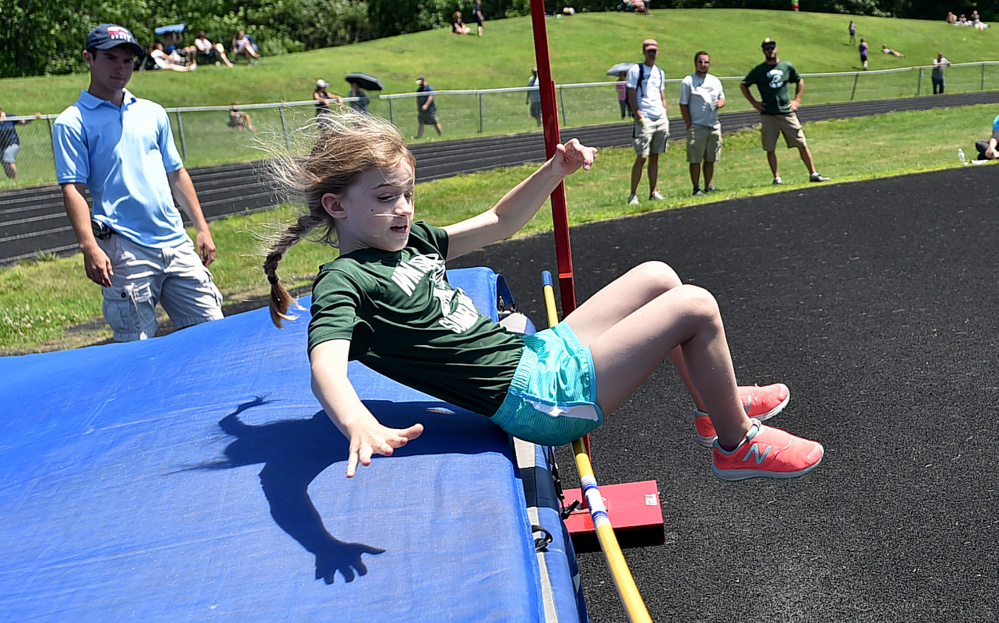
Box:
[199,395,510,584]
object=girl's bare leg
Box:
[563,262,749,447]
[565,262,707,408]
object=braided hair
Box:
[264,110,415,327]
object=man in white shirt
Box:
[679,51,726,196]
[625,38,669,206]
[932,52,951,94]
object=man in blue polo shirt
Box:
[53,23,223,342]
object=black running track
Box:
[448,165,999,622]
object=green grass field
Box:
[2,100,992,354]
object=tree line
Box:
[0,0,982,78]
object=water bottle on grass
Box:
[958,148,967,165]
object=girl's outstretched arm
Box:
[310,339,424,477]
[444,139,596,259]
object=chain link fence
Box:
[4,61,999,191]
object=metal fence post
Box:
[175,110,188,160]
[850,73,859,101]
[559,86,567,126]
[982,62,986,90]
[389,98,396,125]
[917,68,923,95]
[46,115,55,177]
[478,93,485,133]
[279,105,291,150]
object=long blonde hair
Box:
[264,110,415,327]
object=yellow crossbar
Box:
[542,272,652,623]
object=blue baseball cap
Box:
[86,24,145,56]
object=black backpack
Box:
[629,63,662,116]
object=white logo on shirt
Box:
[391,253,480,333]
[767,68,785,90]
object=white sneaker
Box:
[649,191,664,201]
[627,194,639,206]
[772,176,783,185]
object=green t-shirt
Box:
[308,221,525,416]
[742,60,801,115]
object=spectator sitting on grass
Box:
[974,114,999,160]
[149,42,195,72]
[232,30,261,64]
[195,31,234,67]
[451,12,471,35]
[229,103,256,132]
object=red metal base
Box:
[563,480,665,552]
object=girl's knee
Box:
[632,261,682,292]
[676,284,721,322]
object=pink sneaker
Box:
[694,383,790,447]
[712,420,823,481]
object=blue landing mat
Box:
[0,268,584,622]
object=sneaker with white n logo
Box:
[712,420,823,481]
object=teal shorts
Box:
[491,322,604,446]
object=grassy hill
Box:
[1,10,996,112]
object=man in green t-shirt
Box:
[740,38,829,185]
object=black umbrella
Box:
[606,62,636,76]
[345,72,384,91]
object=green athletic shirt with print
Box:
[307,221,525,417]
[742,60,801,115]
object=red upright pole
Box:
[528,0,576,315]
[530,1,592,457]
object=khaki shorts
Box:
[633,116,670,156]
[686,125,723,163]
[97,233,224,341]
[760,113,807,151]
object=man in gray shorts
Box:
[740,38,829,185]
[625,38,669,206]
[679,51,725,196]
[53,24,223,342]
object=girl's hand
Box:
[345,421,424,478]
[551,138,597,177]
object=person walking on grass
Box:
[261,110,824,481]
[472,2,485,37]
[859,38,869,70]
[679,51,725,197]
[625,38,669,206]
[53,24,223,342]
[740,38,830,185]
[414,76,443,139]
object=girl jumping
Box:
[264,111,823,481]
